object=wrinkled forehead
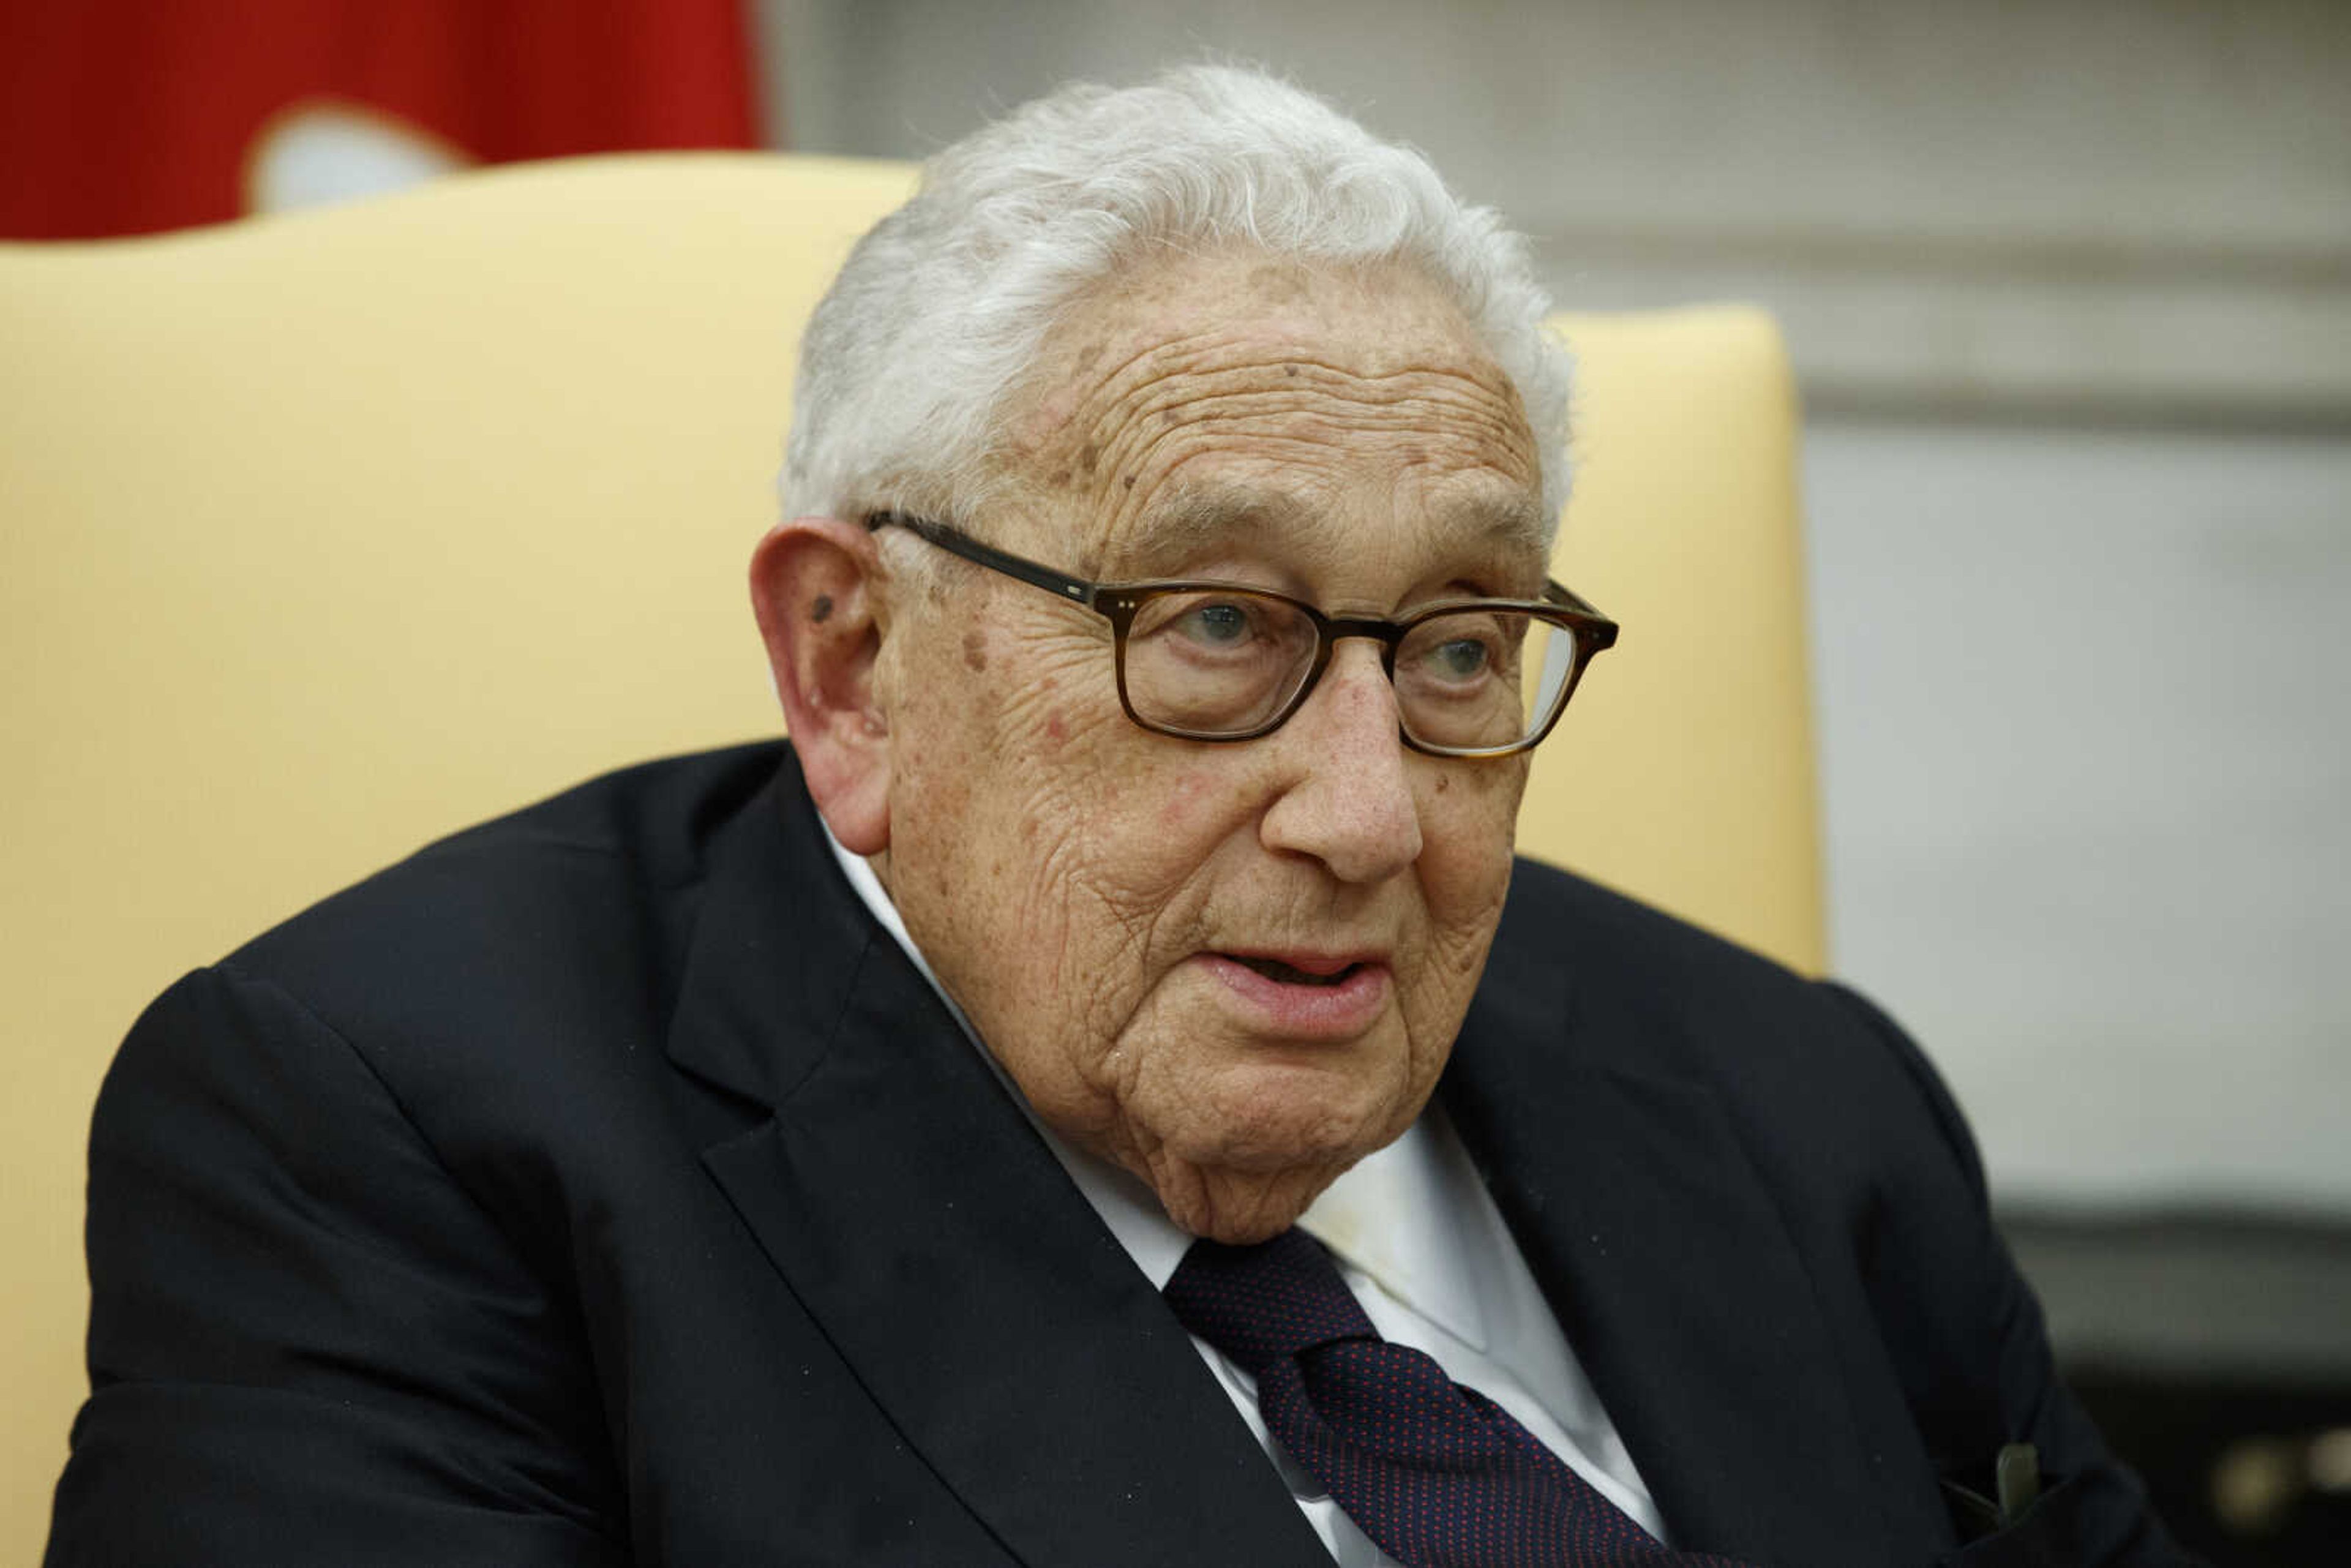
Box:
[1107,479,1550,587]
[994,249,1549,587]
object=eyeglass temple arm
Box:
[1543,578,1619,651]
[866,511,1098,607]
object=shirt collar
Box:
[1300,1116,1491,1352]
[819,820,1489,1351]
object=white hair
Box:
[783,62,1572,539]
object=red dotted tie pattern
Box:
[1163,1230,1760,1567]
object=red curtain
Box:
[0,0,760,239]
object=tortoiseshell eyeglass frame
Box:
[865,509,1619,759]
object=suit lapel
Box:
[666,762,1329,1568]
[1444,947,1894,1568]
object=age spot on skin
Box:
[811,594,833,623]
[962,628,989,672]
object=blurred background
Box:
[7,1,2346,1561]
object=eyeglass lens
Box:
[1121,590,1578,749]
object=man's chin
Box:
[1202,1047,1425,1157]
[1147,1158,1350,1246]
[1135,1099,1409,1242]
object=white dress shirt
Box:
[824,831,1665,1564]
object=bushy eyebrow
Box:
[1107,485,1307,574]
[1106,482,1548,579]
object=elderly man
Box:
[49,66,2180,1568]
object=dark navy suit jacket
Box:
[48,744,2183,1565]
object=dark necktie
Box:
[1163,1229,1757,1568]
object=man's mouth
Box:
[1228,955,1362,988]
[1200,951,1393,1037]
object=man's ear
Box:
[749,516,893,854]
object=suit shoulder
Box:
[1490,855,1822,1020]
[1485,857,1971,1182]
[190,744,789,1100]
[228,743,783,989]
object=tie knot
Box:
[1162,1229,1377,1376]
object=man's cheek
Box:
[1155,763,1250,835]
[1000,812,1161,1001]
[1425,811,1518,909]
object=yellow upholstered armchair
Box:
[0,152,1821,1559]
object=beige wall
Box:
[1806,422,2351,1211]
[763,0,2351,424]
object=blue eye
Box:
[1428,637,1491,678]
[1178,601,1255,645]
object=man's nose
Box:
[1257,640,1424,883]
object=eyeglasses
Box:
[866,511,1619,759]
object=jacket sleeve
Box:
[1821,982,2197,1568]
[46,964,629,1568]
